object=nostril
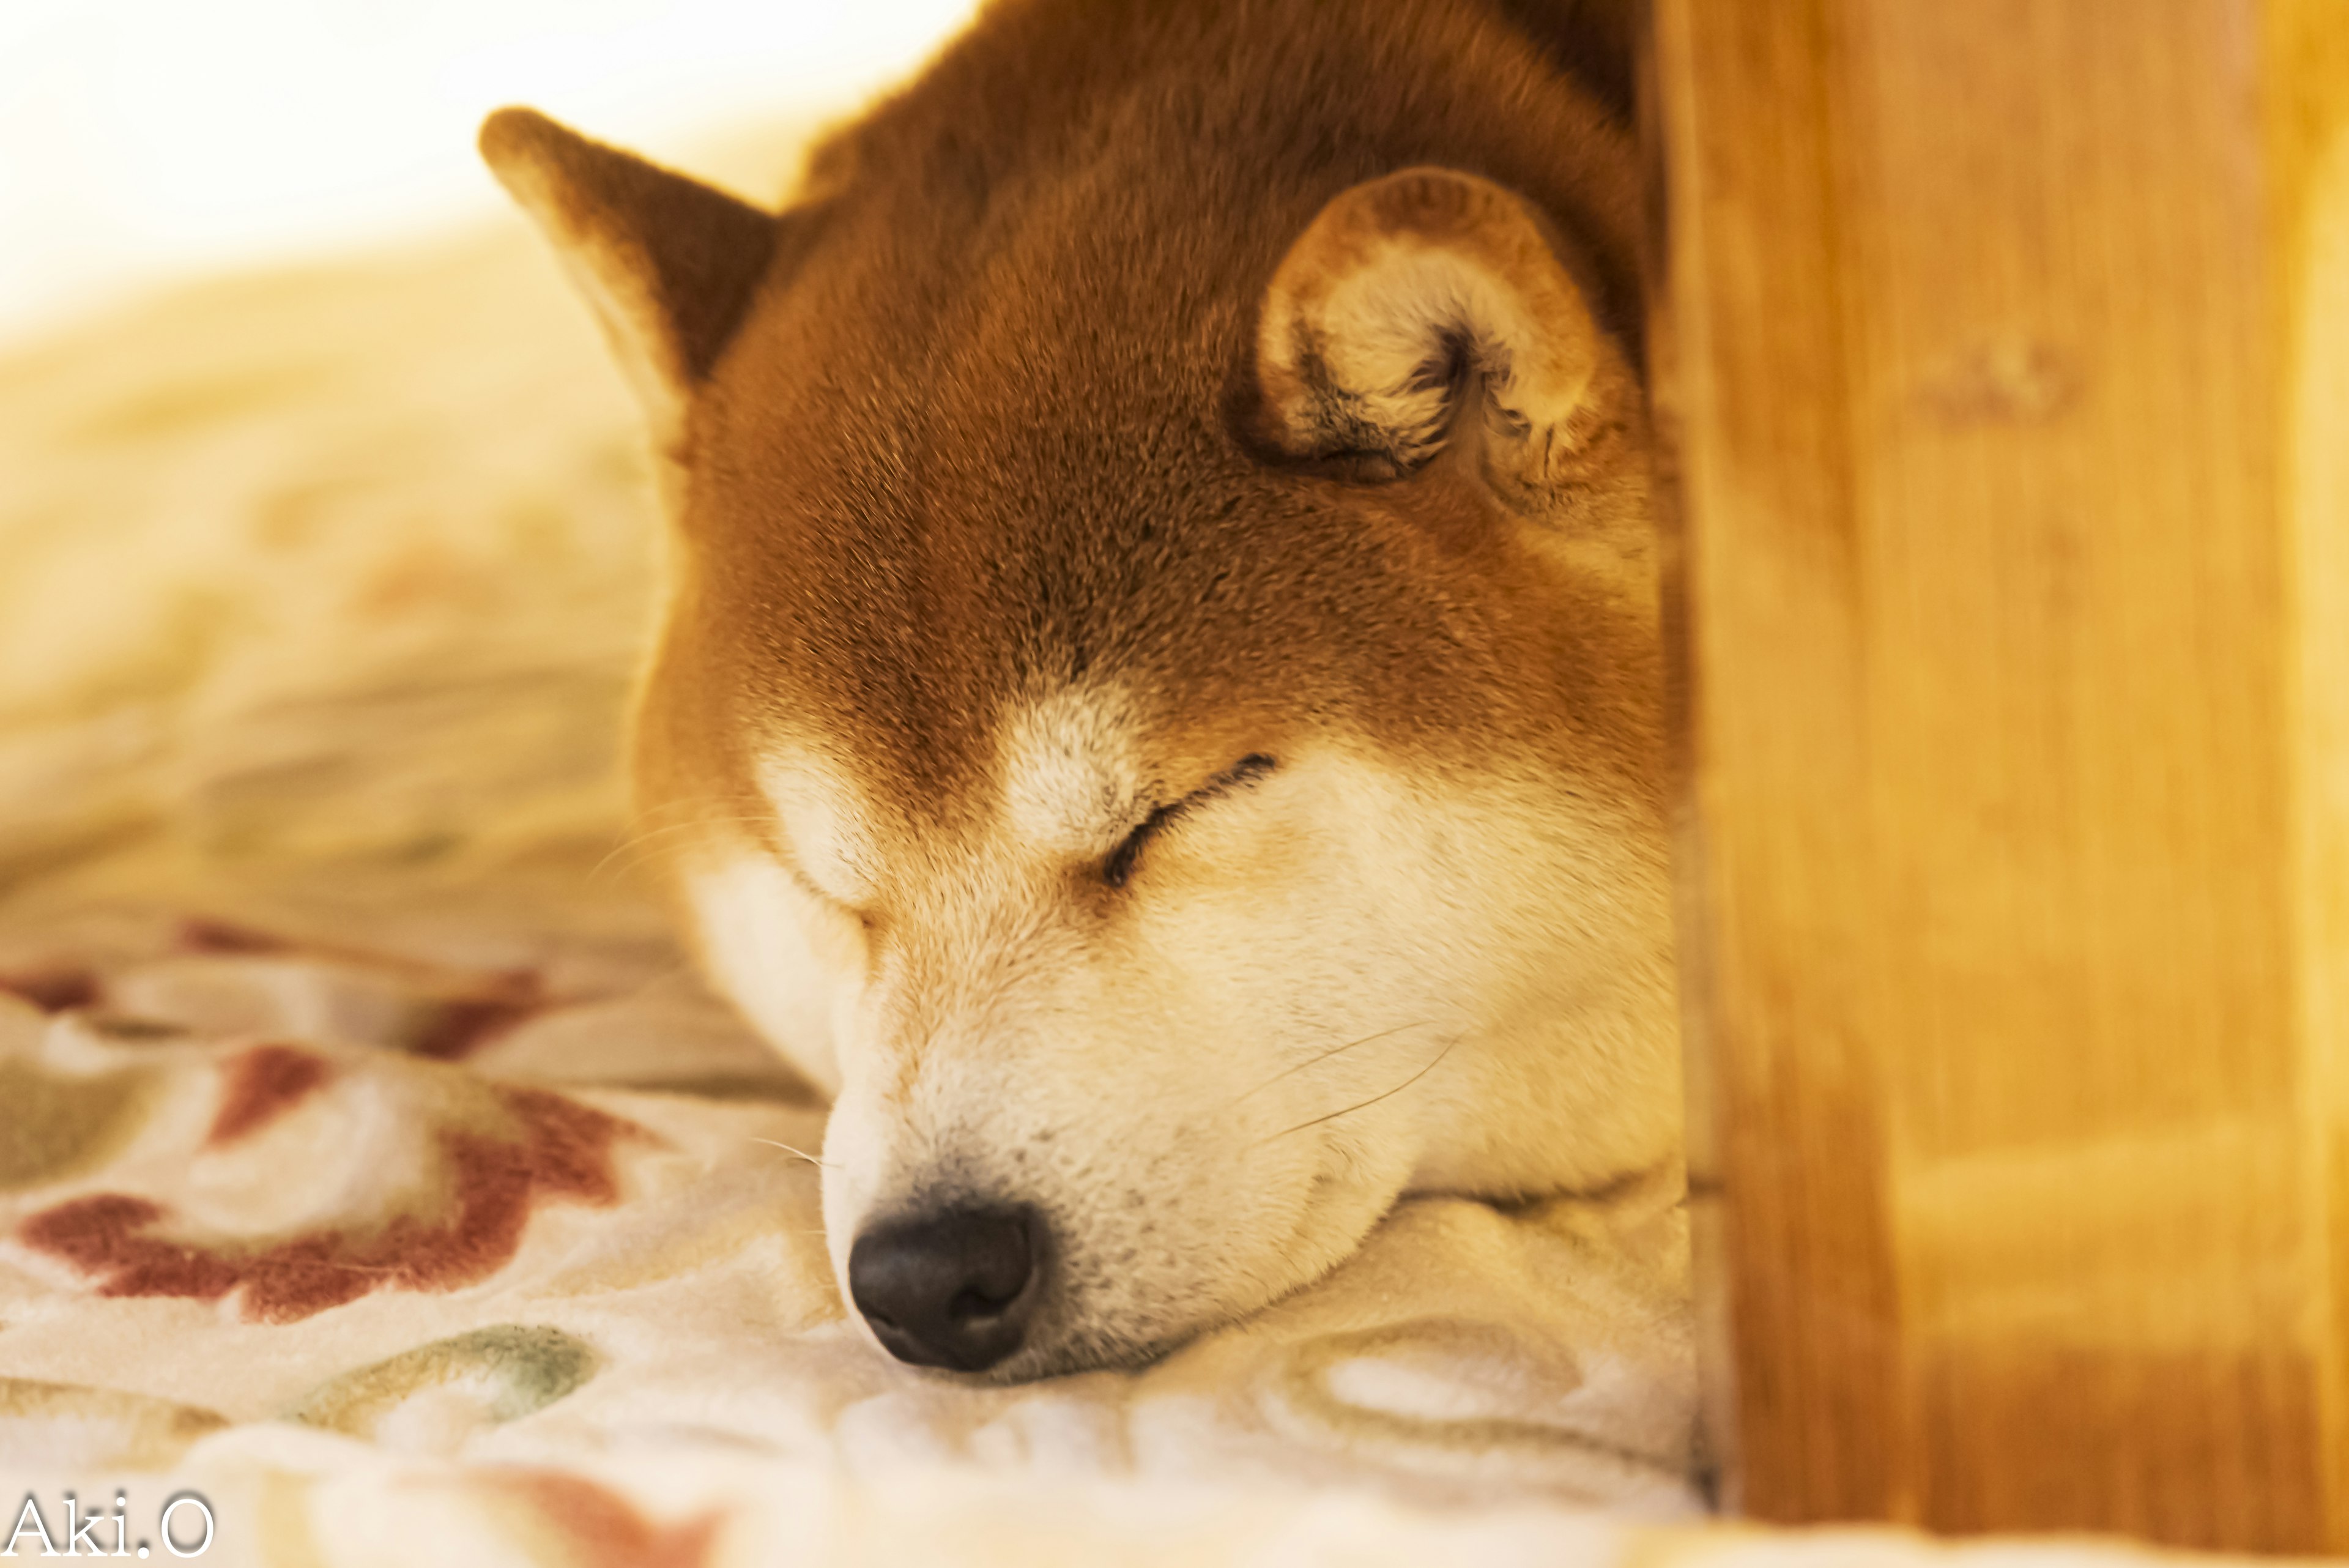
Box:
[848,1204,1044,1373]
[948,1284,1013,1321]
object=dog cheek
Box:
[1037,1110,1337,1335]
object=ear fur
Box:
[479,107,776,440]
[1255,167,1614,503]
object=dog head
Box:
[481,1,1675,1380]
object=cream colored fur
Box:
[481,0,1680,1380]
[682,699,1676,1375]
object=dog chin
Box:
[873,1279,1283,1384]
[936,1183,1397,1383]
[967,1321,1195,1384]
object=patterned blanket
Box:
[0,152,1712,1561]
[0,908,1699,1562]
[0,142,2235,1566]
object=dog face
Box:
[483,0,1677,1379]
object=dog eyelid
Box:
[1102,753,1277,889]
[785,861,872,927]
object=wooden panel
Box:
[1647,0,2349,1547]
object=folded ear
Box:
[480,107,777,440]
[1255,167,1616,503]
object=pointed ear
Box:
[1254,167,1617,504]
[479,107,776,440]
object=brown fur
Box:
[628,0,1658,891]
[484,0,1675,1376]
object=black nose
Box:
[848,1205,1042,1372]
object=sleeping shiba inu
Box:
[481,0,1677,1380]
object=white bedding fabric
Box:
[0,174,2243,1567]
[0,183,1707,1563]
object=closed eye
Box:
[1102,754,1276,889]
[784,860,875,931]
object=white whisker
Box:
[750,1135,837,1169]
[1253,1034,1460,1146]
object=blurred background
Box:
[0,0,975,958]
[0,0,979,344]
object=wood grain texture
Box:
[1649,0,2349,1546]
